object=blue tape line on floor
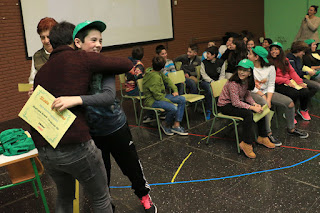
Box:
[110,153,320,188]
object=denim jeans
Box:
[38,140,113,213]
[185,78,198,94]
[152,94,186,124]
[200,81,212,111]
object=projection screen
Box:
[20,0,173,58]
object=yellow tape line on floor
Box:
[171,152,193,183]
[73,180,80,213]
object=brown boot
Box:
[239,141,256,158]
[257,136,275,148]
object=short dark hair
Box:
[291,41,309,53]
[49,21,75,49]
[152,56,166,71]
[206,46,219,57]
[311,5,318,13]
[75,26,100,43]
[189,44,198,53]
[264,38,273,45]
[229,67,255,90]
[132,46,144,60]
[155,45,166,54]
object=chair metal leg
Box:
[184,106,190,129]
[274,107,279,129]
[30,158,49,213]
[206,117,216,144]
[233,121,241,153]
[201,101,206,121]
[132,99,138,124]
[154,111,163,140]
[138,109,144,126]
[31,180,39,198]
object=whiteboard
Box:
[20,0,173,58]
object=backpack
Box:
[0,128,35,156]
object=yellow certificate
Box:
[19,85,76,148]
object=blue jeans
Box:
[200,81,212,111]
[38,140,113,213]
[152,94,186,124]
[185,78,198,94]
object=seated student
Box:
[268,42,312,121]
[219,32,239,56]
[248,46,308,146]
[287,41,320,97]
[218,59,275,159]
[303,39,320,77]
[32,21,133,213]
[246,39,255,51]
[143,56,188,136]
[202,41,221,61]
[125,46,145,96]
[221,37,248,79]
[53,21,156,213]
[174,44,201,94]
[200,46,224,119]
[262,38,273,51]
[241,30,254,45]
[156,44,184,95]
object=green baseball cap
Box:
[73,20,106,40]
[304,39,316,45]
[252,46,269,63]
[269,42,283,49]
[237,59,254,70]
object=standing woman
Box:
[218,59,275,159]
[268,42,312,121]
[28,17,57,97]
[294,5,320,43]
[28,17,58,84]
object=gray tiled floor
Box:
[0,93,319,212]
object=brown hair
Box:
[290,41,308,53]
[37,17,58,35]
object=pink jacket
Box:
[275,58,303,85]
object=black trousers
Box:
[219,104,267,144]
[93,122,150,198]
[275,84,310,110]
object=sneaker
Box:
[297,109,311,121]
[239,141,256,158]
[267,134,282,146]
[206,110,211,120]
[256,136,275,148]
[171,126,188,136]
[160,122,174,136]
[283,113,298,124]
[140,194,157,213]
[143,116,156,124]
[287,128,309,139]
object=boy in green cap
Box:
[54,20,157,213]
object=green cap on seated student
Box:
[304,39,317,45]
[252,46,269,63]
[237,59,254,70]
[73,20,106,40]
[269,42,283,49]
